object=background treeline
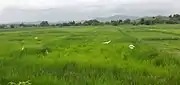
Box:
[0,14,180,28]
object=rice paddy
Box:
[1,25,180,85]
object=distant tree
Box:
[10,25,15,28]
[111,20,118,26]
[19,23,25,27]
[25,24,36,27]
[99,22,105,26]
[144,20,151,25]
[169,15,172,18]
[140,18,145,25]
[56,23,63,27]
[32,24,38,27]
[132,21,139,26]
[83,19,100,26]
[105,21,111,25]
[144,20,155,25]
[75,22,82,26]
[0,25,6,29]
[92,19,100,26]
[83,21,88,25]
[118,19,123,24]
[83,20,90,25]
[123,19,131,24]
[62,22,70,26]
[50,24,56,27]
[166,19,177,24]
[173,14,180,19]
[69,21,76,26]
[40,21,49,26]
[153,17,160,24]
[167,14,180,24]
[173,14,180,22]
[151,19,156,24]
[92,21,99,26]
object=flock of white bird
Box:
[21,36,38,51]
[21,36,50,55]
[102,40,135,49]
[21,37,135,54]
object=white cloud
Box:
[0,0,180,23]
[0,0,179,10]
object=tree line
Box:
[0,14,180,28]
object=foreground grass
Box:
[1,25,180,85]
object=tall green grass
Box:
[0,25,180,85]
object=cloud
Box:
[0,0,180,23]
[0,0,179,12]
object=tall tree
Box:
[19,23,25,27]
[140,18,145,25]
[111,20,118,26]
[124,19,131,24]
[83,19,100,26]
[118,20,123,24]
[0,25,6,29]
[69,21,76,26]
[40,21,49,26]
[10,25,15,28]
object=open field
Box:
[1,25,180,85]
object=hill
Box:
[96,15,139,22]
[142,15,169,20]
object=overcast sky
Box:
[0,0,179,23]
[0,0,180,15]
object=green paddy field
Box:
[1,25,180,85]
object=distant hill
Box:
[141,15,169,20]
[95,15,139,22]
